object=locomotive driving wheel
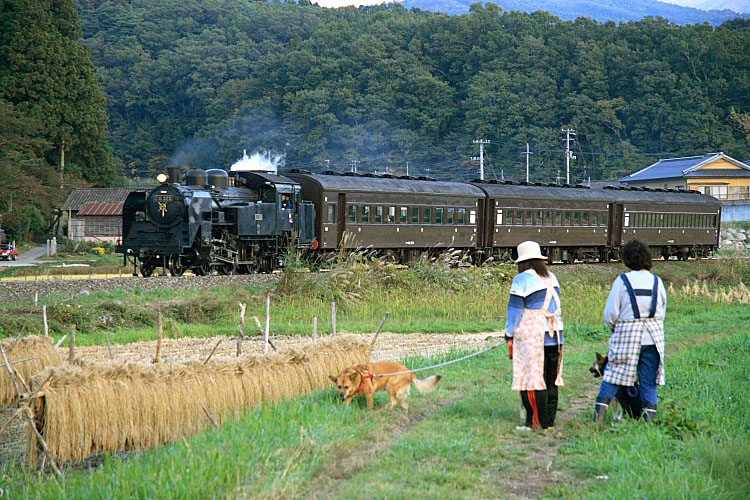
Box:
[169,255,186,277]
[192,263,211,276]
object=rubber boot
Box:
[642,402,657,423]
[594,397,611,425]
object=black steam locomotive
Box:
[118,167,721,276]
[116,166,314,276]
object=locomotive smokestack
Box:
[167,166,182,184]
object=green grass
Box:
[3,279,748,499]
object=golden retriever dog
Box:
[329,361,441,410]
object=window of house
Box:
[327,204,336,223]
[411,207,419,223]
[423,207,431,224]
[362,205,370,223]
[348,205,357,223]
[375,206,383,223]
[400,207,408,223]
[447,207,454,224]
[458,208,466,224]
[435,208,444,224]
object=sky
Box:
[312,0,749,12]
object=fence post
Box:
[332,302,336,335]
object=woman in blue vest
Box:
[595,239,667,424]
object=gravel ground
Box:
[0,274,281,303]
[76,331,508,365]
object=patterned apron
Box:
[602,274,665,387]
[511,276,564,391]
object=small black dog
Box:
[590,352,643,420]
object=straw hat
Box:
[515,241,547,263]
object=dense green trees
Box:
[73,2,749,183]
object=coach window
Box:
[435,207,444,224]
[348,205,357,223]
[564,212,571,226]
[386,206,395,223]
[447,207,455,224]
[327,204,336,223]
[362,206,370,223]
[545,211,553,226]
[411,207,419,223]
[506,210,514,225]
[526,210,533,225]
[516,210,523,225]
[583,212,589,226]
[624,213,630,227]
[602,212,608,226]
[554,211,562,226]
[458,208,466,224]
[574,212,581,226]
[469,209,477,224]
[496,209,503,225]
[375,206,383,223]
[592,212,598,226]
[400,207,408,223]
[423,207,432,224]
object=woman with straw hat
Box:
[505,241,564,430]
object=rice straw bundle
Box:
[29,335,370,463]
[0,336,62,405]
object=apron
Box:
[511,276,564,391]
[603,274,666,387]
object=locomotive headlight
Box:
[156,173,169,184]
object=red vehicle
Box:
[0,244,17,261]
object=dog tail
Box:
[413,375,441,392]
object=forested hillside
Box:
[401,0,750,25]
[75,1,749,183]
[0,0,114,240]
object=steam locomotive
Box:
[116,166,314,276]
[117,166,721,276]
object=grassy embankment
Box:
[2,255,749,499]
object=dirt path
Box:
[76,331,508,364]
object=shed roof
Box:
[619,153,750,183]
[77,202,125,216]
[62,188,146,211]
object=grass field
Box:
[2,256,749,499]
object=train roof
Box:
[284,171,485,197]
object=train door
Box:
[477,198,486,248]
[337,193,346,247]
[608,203,624,248]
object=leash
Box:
[372,339,508,377]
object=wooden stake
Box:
[154,312,163,363]
[237,303,246,357]
[264,295,271,355]
[24,408,62,479]
[332,301,336,335]
[43,305,48,337]
[0,357,39,370]
[371,311,390,347]
[252,316,277,351]
[34,292,38,307]
[203,339,222,365]
[312,317,317,342]
[0,345,21,399]
[106,338,114,360]
[202,405,217,428]
[68,324,76,364]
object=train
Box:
[116,166,722,276]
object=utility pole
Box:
[562,128,576,184]
[472,139,490,181]
[59,138,66,189]
[406,161,409,177]
[522,143,532,182]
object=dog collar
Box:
[354,370,374,395]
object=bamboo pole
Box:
[312,317,317,342]
[0,357,39,370]
[202,406,217,428]
[203,339,222,365]
[237,303,246,357]
[154,312,163,363]
[252,316,277,351]
[264,295,270,355]
[54,335,67,349]
[106,338,114,360]
[371,312,390,347]
[0,345,21,399]
[332,302,336,335]
[43,305,48,336]
[68,324,76,363]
